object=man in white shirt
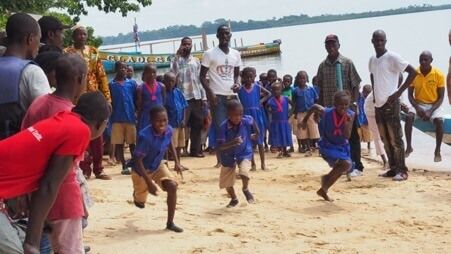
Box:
[369,30,417,181]
[200,25,242,165]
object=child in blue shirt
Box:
[235,67,271,171]
[163,72,188,162]
[301,91,355,202]
[293,71,319,156]
[109,61,138,175]
[217,100,259,208]
[357,85,373,150]
[282,74,296,153]
[132,105,187,233]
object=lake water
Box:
[107,9,451,110]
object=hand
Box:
[208,94,218,107]
[174,164,188,180]
[231,83,241,93]
[250,133,258,141]
[180,121,186,128]
[423,109,432,121]
[414,106,426,119]
[23,242,40,254]
[147,181,158,196]
[386,91,400,105]
[401,103,410,114]
[232,136,244,146]
[298,121,307,130]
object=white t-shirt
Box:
[368,51,408,107]
[19,64,51,111]
[201,46,242,96]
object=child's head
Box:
[282,74,293,89]
[34,51,62,88]
[362,84,372,98]
[126,65,134,79]
[163,71,177,90]
[312,75,318,86]
[295,71,309,87]
[267,69,277,84]
[259,72,268,86]
[115,61,127,79]
[149,105,168,135]
[55,53,87,102]
[241,67,256,86]
[333,90,351,116]
[142,64,157,83]
[72,91,110,140]
[271,81,283,97]
[226,100,243,125]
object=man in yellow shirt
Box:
[408,51,445,162]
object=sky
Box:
[79,0,450,37]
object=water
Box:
[112,10,451,110]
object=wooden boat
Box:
[402,113,451,144]
[99,40,281,73]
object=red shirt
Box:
[0,111,90,219]
[21,94,74,129]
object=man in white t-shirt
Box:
[369,30,417,181]
[200,25,242,165]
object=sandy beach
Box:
[84,148,451,254]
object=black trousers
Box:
[186,99,205,155]
[349,116,364,171]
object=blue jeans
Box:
[210,95,238,134]
[40,233,52,254]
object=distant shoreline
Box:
[102,4,451,46]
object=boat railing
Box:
[101,36,205,54]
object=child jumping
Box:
[217,100,259,208]
[235,67,271,171]
[132,105,186,233]
[301,91,355,202]
[266,82,293,158]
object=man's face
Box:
[325,41,340,58]
[50,29,65,49]
[73,28,88,46]
[371,33,386,52]
[217,27,231,46]
[419,54,432,70]
[29,29,41,59]
[181,38,192,56]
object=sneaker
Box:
[393,172,408,181]
[349,169,363,177]
[121,168,131,175]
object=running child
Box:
[163,72,188,162]
[132,105,186,233]
[109,61,138,175]
[217,100,259,208]
[235,67,271,170]
[266,82,293,158]
[293,71,320,156]
[301,91,355,202]
[137,64,165,131]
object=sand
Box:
[84,149,451,254]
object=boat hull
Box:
[401,113,451,144]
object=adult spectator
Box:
[407,51,445,162]
[65,25,112,180]
[171,36,207,157]
[200,25,242,164]
[0,13,51,140]
[369,30,417,181]
[316,34,363,177]
[38,16,69,52]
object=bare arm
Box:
[200,66,215,105]
[259,85,272,104]
[391,65,417,102]
[217,138,242,152]
[234,66,240,85]
[169,141,185,178]
[134,156,158,196]
[430,87,445,113]
[301,104,325,128]
[447,57,451,104]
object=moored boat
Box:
[402,113,451,144]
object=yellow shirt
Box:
[411,67,445,104]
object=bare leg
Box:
[434,118,443,162]
[162,180,183,232]
[115,144,126,168]
[317,160,351,202]
[226,186,239,207]
[404,112,415,157]
[258,144,266,170]
[251,154,257,171]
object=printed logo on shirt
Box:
[216,58,234,80]
[27,127,43,142]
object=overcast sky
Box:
[79,0,449,37]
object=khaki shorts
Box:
[172,127,186,148]
[296,112,320,140]
[219,159,251,189]
[131,163,177,203]
[358,125,373,143]
[289,115,297,135]
[111,123,136,145]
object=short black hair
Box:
[333,90,351,103]
[217,24,229,34]
[163,71,176,80]
[73,91,110,124]
[55,53,87,85]
[38,44,63,54]
[34,51,62,74]
[267,69,277,75]
[283,74,293,80]
[226,100,243,112]
[115,61,126,71]
[241,67,255,77]
[296,71,309,82]
[181,36,191,43]
[5,13,40,45]
[149,105,167,121]
[143,64,157,74]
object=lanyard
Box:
[336,62,344,91]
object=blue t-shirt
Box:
[357,93,368,126]
[165,88,188,128]
[109,79,137,123]
[134,125,173,172]
[217,115,255,167]
[293,86,318,113]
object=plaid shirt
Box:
[171,55,206,100]
[316,54,361,107]
[64,46,111,102]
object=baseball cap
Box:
[324,34,339,43]
[38,16,71,34]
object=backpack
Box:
[0,56,33,139]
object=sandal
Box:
[95,172,112,180]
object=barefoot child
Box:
[137,64,165,132]
[301,91,355,202]
[217,100,259,207]
[293,71,319,156]
[282,74,295,153]
[266,82,293,158]
[235,67,271,170]
[132,105,186,233]
[163,72,188,162]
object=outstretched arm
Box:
[447,57,451,104]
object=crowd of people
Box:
[0,12,450,254]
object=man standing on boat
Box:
[200,25,242,165]
[65,25,112,180]
[171,37,207,157]
[407,51,445,162]
[316,34,364,177]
